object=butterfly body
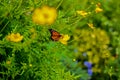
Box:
[49,29,61,41]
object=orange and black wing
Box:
[49,29,61,41]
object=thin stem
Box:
[56,0,63,9]
[0,21,9,33]
[15,0,23,11]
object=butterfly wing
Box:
[49,29,61,41]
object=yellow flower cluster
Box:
[76,10,88,17]
[59,34,70,45]
[6,33,23,42]
[95,3,103,13]
[92,65,101,73]
[32,6,57,25]
[73,28,113,73]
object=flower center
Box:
[43,13,49,19]
[14,35,19,39]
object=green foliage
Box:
[0,0,78,80]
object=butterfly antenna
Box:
[49,29,52,31]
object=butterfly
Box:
[49,29,62,41]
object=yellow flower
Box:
[95,7,103,13]
[101,52,111,58]
[92,55,100,64]
[32,6,57,25]
[76,10,88,17]
[92,67,101,73]
[59,34,70,45]
[6,60,11,65]
[6,33,23,42]
[87,23,94,29]
[87,51,93,57]
[95,3,103,13]
[96,2,101,7]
